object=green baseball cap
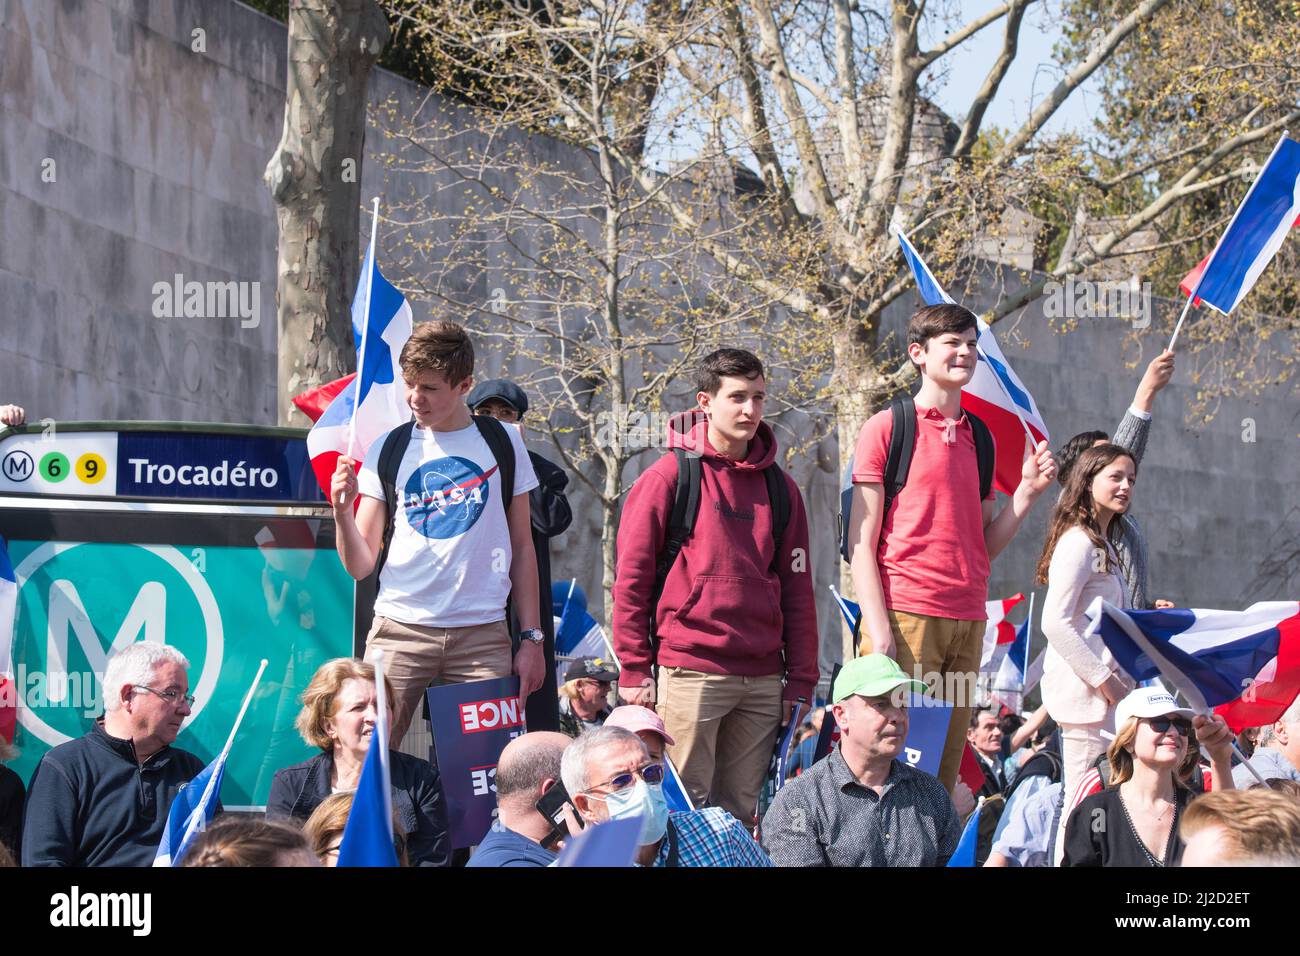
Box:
[832,654,928,704]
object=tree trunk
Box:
[264,0,389,425]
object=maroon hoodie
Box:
[613,411,819,701]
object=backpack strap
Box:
[472,415,517,519]
[764,462,791,573]
[654,449,701,599]
[965,409,996,502]
[647,449,702,668]
[881,395,916,520]
[374,422,415,581]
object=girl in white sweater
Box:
[1035,443,1138,862]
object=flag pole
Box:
[176,658,268,853]
[341,197,381,504]
[1166,290,1198,352]
[1168,131,1291,352]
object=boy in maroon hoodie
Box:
[613,349,818,825]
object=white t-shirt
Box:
[358,420,539,628]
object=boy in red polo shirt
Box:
[846,304,1056,792]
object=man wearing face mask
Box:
[760,654,960,867]
[561,726,771,867]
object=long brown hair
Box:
[1035,443,1135,585]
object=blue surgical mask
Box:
[603,779,669,845]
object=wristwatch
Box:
[518,627,545,646]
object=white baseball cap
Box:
[1115,683,1194,729]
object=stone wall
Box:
[3,0,1296,696]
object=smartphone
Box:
[535,781,575,850]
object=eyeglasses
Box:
[1146,715,1192,736]
[585,762,665,795]
[133,685,196,707]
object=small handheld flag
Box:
[154,659,268,866]
[337,649,399,867]
[1169,134,1300,348]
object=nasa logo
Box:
[459,696,524,734]
[403,456,496,540]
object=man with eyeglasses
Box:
[561,726,771,866]
[23,642,209,866]
[760,654,961,867]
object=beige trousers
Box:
[364,615,514,744]
[878,609,985,794]
[657,667,784,827]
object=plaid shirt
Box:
[652,807,773,868]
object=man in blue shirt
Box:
[468,732,571,867]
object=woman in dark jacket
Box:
[267,658,451,866]
[1062,685,1235,867]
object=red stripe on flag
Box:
[1214,611,1300,734]
[293,374,357,424]
[958,744,985,794]
[960,393,1047,497]
[0,675,16,745]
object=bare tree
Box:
[375,0,829,611]
[264,0,390,425]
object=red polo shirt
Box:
[852,403,994,621]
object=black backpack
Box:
[648,449,792,655]
[837,395,995,563]
[371,415,517,579]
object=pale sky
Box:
[924,0,1104,138]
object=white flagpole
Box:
[341,197,382,505]
[371,648,395,841]
[1168,131,1290,351]
[176,658,268,854]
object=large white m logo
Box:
[11,542,224,747]
[45,580,167,703]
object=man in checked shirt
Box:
[761,655,960,866]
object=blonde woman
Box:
[1061,686,1235,867]
[267,658,448,866]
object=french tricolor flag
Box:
[980,592,1025,671]
[1086,598,1300,732]
[305,232,413,497]
[991,618,1031,712]
[895,224,1050,495]
[0,536,16,746]
[1179,135,1300,315]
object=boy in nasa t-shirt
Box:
[331,321,543,744]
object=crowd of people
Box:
[2,305,1299,868]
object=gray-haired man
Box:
[1233,698,1300,789]
[22,642,208,866]
[562,726,771,867]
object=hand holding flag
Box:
[1020,437,1057,494]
